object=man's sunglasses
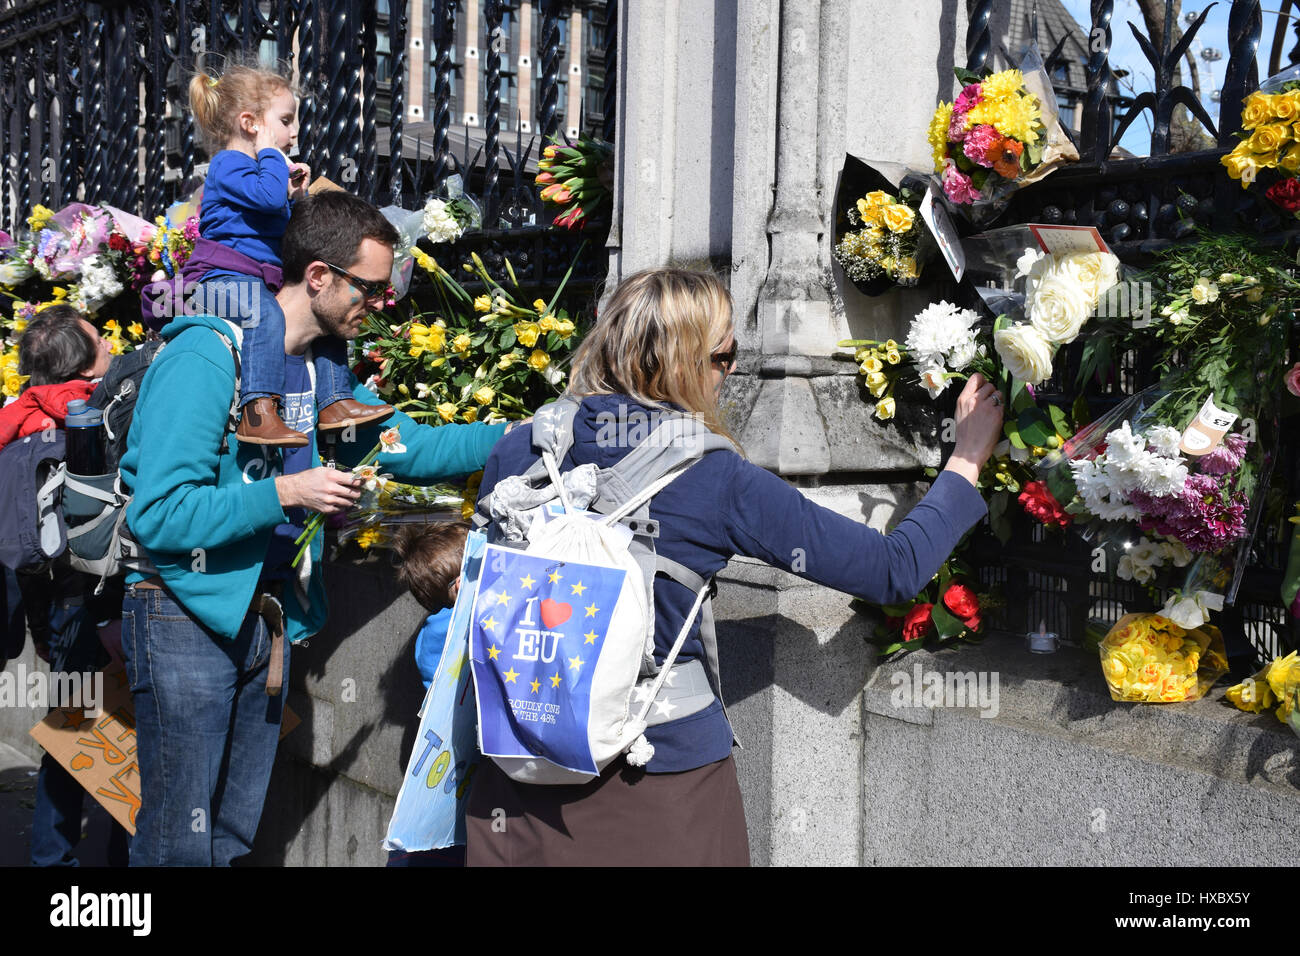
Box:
[323,261,389,301]
[710,341,738,370]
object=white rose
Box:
[993,323,1054,385]
[1057,251,1119,305]
[1027,271,1092,344]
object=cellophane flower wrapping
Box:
[1098,613,1227,703]
[930,46,1079,225]
[1038,367,1275,611]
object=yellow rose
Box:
[1246,123,1289,156]
[874,395,896,420]
[436,402,458,422]
[864,371,888,397]
[553,318,576,340]
[473,294,492,314]
[539,314,557,332]
[463,406,478,423]
[533,298,548,312]
[514,321,541,347]
[1271,92,1300,123]
[472,386,495,406]
[884,347,902,365]
[1241,92,1273,130]
[1222,148,1261,185]
[1280,145,1300,173]
[497,350,520,370]
[527,349,550,372]
[452,332,472,355]
[880,202,915,234]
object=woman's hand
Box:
[276,467,362,514]
[942,373,1003,487]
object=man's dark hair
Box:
[18,305,96,387]
[280,190,400,284]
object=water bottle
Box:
[65,399,106,475]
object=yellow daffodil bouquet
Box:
[1098,613,1228,704]
[351,247,585,426]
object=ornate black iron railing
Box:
[963,0,1299,665]
[0,0,615,259]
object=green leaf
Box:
[988,491,1012,544]
[1071,394,1090,432]
[1009,379,1033,413]
[877,643,907,658]
[499,327,517,349]
[1047,403,1070,437]
[953,66,984,87]
[930,600,965,638]
[1017,407,1055,447]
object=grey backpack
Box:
[473,397,739,757]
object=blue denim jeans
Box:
[200,270,353,410]
[121,584,288,866]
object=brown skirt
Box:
[465,754,751,867]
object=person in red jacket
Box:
[1,304,128,866]
[0,305,113,450]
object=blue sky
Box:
[1059,0,1291,155]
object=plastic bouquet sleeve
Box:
[1098,613,1228,703]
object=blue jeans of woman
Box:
[121,584,288,866]
[199,270,353,410]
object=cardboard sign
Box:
[30,662,299,835]
[308,176,346,195]
[1027,224,1109,256]
[920,185,966,282]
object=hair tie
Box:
[206,75,219,88]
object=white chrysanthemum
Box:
[906,301,979,367]
[1134,455,1188,497]
[1145,425,1183,459]
[944,333,981,371]
[1102,421,1147,466]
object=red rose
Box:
[1266,177,1300,213]
[962,612,981,632]
[1018,480,1071,528]
[942,582,980,620]
[107,232,129,251]
[902,603,933,642]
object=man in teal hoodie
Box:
[119,191,510,866]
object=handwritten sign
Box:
[1027,224,1109,256]
[31,662,299,834]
